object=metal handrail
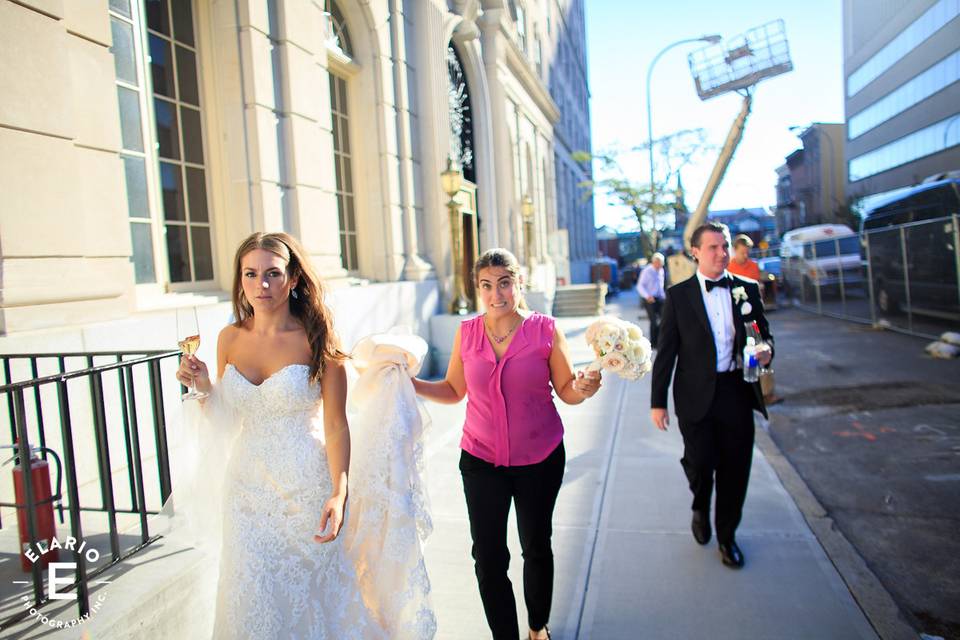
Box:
[0,351,178,391]
[0,350,180,631]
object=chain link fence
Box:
[782,215,960,339]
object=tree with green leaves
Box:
[573,128,713,259]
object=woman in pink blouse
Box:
[414,248,601,640]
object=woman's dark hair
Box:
[473,248,522,282]
[473,248,528,310]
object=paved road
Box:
[765,306,960,640]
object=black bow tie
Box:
[705,277,730,292]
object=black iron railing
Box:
[0,350,180,631]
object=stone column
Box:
[477,9,518,254]
[389,0,434,282]
[270,1,344,274]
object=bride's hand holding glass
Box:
[177,308,209,400]
[175,355,211,397]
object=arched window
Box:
[447,45,475,183]
[326,0,352,57]
[326,1,357,271]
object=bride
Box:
[173,232,435,639]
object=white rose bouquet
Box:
[584,315,653,381]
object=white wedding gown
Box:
[167,334,436,640]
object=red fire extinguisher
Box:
[2,442,64,571]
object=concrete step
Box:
[554,305,604,316]
[552,283,607,317]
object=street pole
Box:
[646,34,721,249]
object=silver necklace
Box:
[485,314,522,344]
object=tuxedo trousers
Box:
[460,442,565,639]
[643,298,664,347]
[677,371,755,544]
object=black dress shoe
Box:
[691,510,711,545]
[718,541,745,568]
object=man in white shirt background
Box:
[635,252,666,347]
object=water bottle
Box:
[743,337,759,383]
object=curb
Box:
[754,424,918,640]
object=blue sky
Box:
[585,0,845,230]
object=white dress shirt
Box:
[636,264,665,300]
[696,270,736,372]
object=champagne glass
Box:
[177,308,208,401]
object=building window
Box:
[847,0,960,97]
[848,113,960,181]
[848,48,960,139]
[326,2,358,272]
[147,0,212,283]
[515,4,528,54]
[110,0,213,286]
[447,44,475,183]
[535,33,543,76]
[330,74,357,272]
[110,0,155,284]
[326,0,352,57]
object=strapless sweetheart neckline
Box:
[224,362,310,388]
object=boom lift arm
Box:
[668,92,752,284]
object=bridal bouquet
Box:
[584,316,653,381]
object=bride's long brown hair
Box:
[231,232,347,383]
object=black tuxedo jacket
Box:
[651,273,774,423]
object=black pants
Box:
[460,442,565,639]
[677,372,755,544]
[643,298,664,347]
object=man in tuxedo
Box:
[650,222,773,568]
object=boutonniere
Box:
[731,286,752,315]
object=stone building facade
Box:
[0,0,595,355]
[774,123,848,234]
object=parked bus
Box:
[861,178,960,319]
[779,224,863,297]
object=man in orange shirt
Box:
[727,234,761,283]
[727,233,781,405]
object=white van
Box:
[779,224,864,294]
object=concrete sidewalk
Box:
[423,292,879,639]
[0,293,885,639]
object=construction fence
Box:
[782,215,960,340]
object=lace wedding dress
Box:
[166,333,436,640]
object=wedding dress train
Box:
[165,332,435,639]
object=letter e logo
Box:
[47,563,77,601]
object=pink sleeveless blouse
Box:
[459,312,564,467]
